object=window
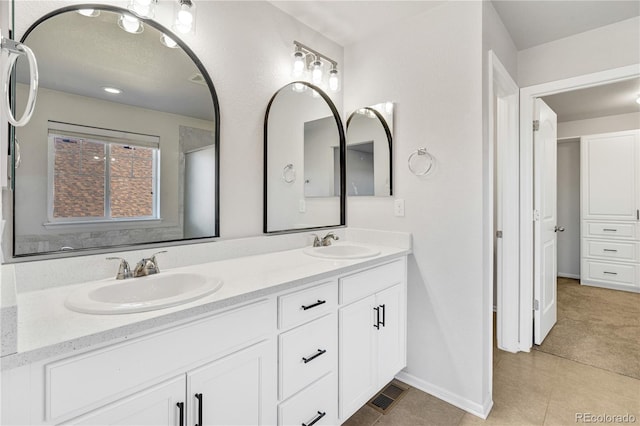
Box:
[47,122,160,223]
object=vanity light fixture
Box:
[77,9,100,17]
[118,14,144,34]
[291,41,340,93]
[128,0,157,18]
[103,87,122,94]
[174,0,196,34]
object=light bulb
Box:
[311,58,323,85]
[118,14,143,34]
[160,33,178,48]
[129,0,154,18]
[174,2,194,34]
[328,68,340,92]
[77,9,100,17]
[292,82,307,93]
[292,51,306,78]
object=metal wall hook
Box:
[1,35,39,127]
[408,147,434,176]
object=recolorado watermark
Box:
[576,413,637,423]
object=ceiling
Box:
[542,78,640,123]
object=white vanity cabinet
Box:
[581,130,640,291]
[338,259,407,421]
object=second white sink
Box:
[303,244,380,259]
[65,272,223,315]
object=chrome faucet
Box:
[133,251,168,277]
[311,232,340,247]
[106,257,132,280]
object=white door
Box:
[533,98,558,344]
[187,340,277,426]
[72,376,186,426]
[376,284,405,387]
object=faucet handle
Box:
[106,257,131,280]
[311,234,321,247]
[148,250,168,273]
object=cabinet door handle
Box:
[603,271,618,275]
[301,300,326,310]
[302,349,327,363]
[379,304,386,327]
[373,306,380,329]
[603,249,618,252]
[195,393,203,426]
[302,411,326,426]
[603,228,617,232]
[176,402,184,426]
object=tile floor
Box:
[344,310,640,425]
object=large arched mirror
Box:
[11,5,220,257]
[264,82,345,233]
[345,102,393,196]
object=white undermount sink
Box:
[65,272,223,315]
[303,244,381,259]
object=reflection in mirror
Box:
[345,102,393,196]
[12,6,219,257]
[264,82,345,233]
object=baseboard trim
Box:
[395,371,493,419]
[558,273,580,279]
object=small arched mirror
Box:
[11,5,220,257]
[264,82,345,233]
[345,102,393,196]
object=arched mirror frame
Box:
[12,4,221,258]
[263,81,346,234]
[345,106,393,196]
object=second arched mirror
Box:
[345,102,393,196]
[264,82,345,233]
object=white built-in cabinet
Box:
[581,130,640,291]
[1,257,407,426]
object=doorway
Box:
[519,64,640,349]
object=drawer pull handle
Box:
[302,349,327,363]
[603,228,617,232]
[603,249,618,252]
[195,393,203,426]
[374,306,380,329]
[176,402,184,426]
[301,300,326,310]
[603,271,618,275]
[379,304,386,328]
[302,411,326,426]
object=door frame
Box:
[488,51,520,353]
[518,64,640,351]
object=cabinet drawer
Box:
[584,239,638,262]
[279,281,337,330]
[279,314,337,400]
[584,222,637,239]
[46,300,274,422]
[340,259,405,305]
[582,260,638,287]
[278,373,337,426]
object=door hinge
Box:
[496,230,503,238]
[533,120,540,131]
[533,299,539,311]
[533,209,540,222]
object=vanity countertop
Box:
[2,241,409,369]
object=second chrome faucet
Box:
[312,232,340,247]
[107,250,168,280]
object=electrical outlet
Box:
[394,199,405,217]
[299,199,306,213]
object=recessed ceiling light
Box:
[103,87,122,94]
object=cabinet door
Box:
[582,131,639,221]
[339,295,377,421]
[187,340,277,426]
[71,376,186,426]
[376,284,406,387]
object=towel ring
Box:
[282,163,296,183]
[2,36,39,127]
[408,148,434,176]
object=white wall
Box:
[558,112,640,139]
[557,140,580,278]
[344,1,492,416]
[518,17,640,87]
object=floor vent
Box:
[366,380,409,414]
